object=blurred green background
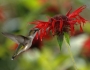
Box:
[0,0,90,70]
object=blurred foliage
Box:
[0,0,90,70]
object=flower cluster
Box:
[31,5,87,42]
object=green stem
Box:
[64,36,77,70]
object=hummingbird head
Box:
[28,28,40,36]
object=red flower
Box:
[31,5,87,41]
[30,34,43,50]
[81,37,90,59]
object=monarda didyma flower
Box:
[31,5,87,49]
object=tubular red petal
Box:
[66,6,72,16]
[80,24,83,32]
[59,18,63,31]
[47,27,51,34]
[75,18,83,32]
[40,30,43,41]
[52,20,55,30]
[43,23,48,30]
[68,20,77,25]
[78,15,86,23]
[35,23,44,28]
[52,20,56,35]
[36,33,38,40]
[69,5,86,18]
[75,17,81,24]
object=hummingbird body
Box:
[2,28,39,60]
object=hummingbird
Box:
[2,28,39,60]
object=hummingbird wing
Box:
[12,38,31,60]
[2,32,25,44]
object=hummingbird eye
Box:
[28,28,40,36]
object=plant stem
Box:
[64,36,77,70]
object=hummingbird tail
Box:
[11,55,17,60]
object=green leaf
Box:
[57,35,63,50]
[64,32,70,45]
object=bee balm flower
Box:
[31,5,87,48]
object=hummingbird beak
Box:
[11,44,24,60]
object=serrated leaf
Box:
[64,32,70,45]
[57,35,63,50]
